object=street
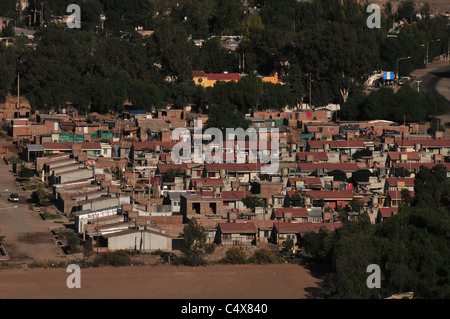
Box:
[411,60,450,102]
[0,155,66,263]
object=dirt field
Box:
[0,263,321,299]
[370,0,450,14]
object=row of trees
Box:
[302,164,450,298]
[340,84,450,124]
[1,0,448,115]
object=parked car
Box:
[8,193,19,202]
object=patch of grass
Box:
[6,157,23,164]
[26,184,38,190]
[42,211,61,220]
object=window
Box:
[223,234,231,240]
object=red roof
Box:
[273,207,308,218]
[385,177,415,186]
[80,142,102,150]
[307,140,365,149]
[392,163,450,171]
[193,71,207,77]
[206,73,241,81]
[288,190,354,200]
[387,152,420,160]
[298,163,360,172]
[43,142,101,151]
[43,142,72,151]
[222,190,252,201]
[204,163,262,172]
[296,152,329,161]
[218,222,257,234]
[133,141,179,151]
[379,207,398,217]
[395,138,450,148]
[388,190,415,200]
[190,178,224,187]
[287,177,323,186]
[193,71,242,81]
[157,163,188,174]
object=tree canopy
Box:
[302,164,450,298]
[1,0,448,113]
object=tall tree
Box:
[179,218,208,266]
[206,102,251,135]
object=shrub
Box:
[151,249,164,255]
[220,246,247,264]
[66,235,80,253]
[93,250,132,267]
[248,248,276,264]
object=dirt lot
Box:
[370,0,450,14]
[0,263,322,299]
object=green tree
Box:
[179,219,208,266]
[0,44,16,104]
[129,79,164,111]
[419,2,431,19]
[1,21,14,37]
[400,188,412,208]
[303,228,336,265]
[242,196,265,211]
[31,185,48,206]
[397,0,416,22]
[220,246,247,264]
[196,37,229,74]
[242,13,265,38]
[153,20,197,84]
[327,170,347,182]
[413,164,450,210]
[392,166,411,178]
[211,0,243,35]
[205,102,251,135]
[352,148,372,160]
[236,73,263,112]
[290,193,309,207]
[248,247,276,264]
[162,168,183,183]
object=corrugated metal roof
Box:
[26,144,45,151]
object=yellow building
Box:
[262,73,283,84]
[193,71,242,87]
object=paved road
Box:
[0,155,66,263]
[411,61,450,102]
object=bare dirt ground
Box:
[0,263,322,299]
[370,0,450,14]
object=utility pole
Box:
[40,1,43,27]
[309,75,312,109]
[426,39,440,67]
[34,0,37,26]
[17,73,20,109]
